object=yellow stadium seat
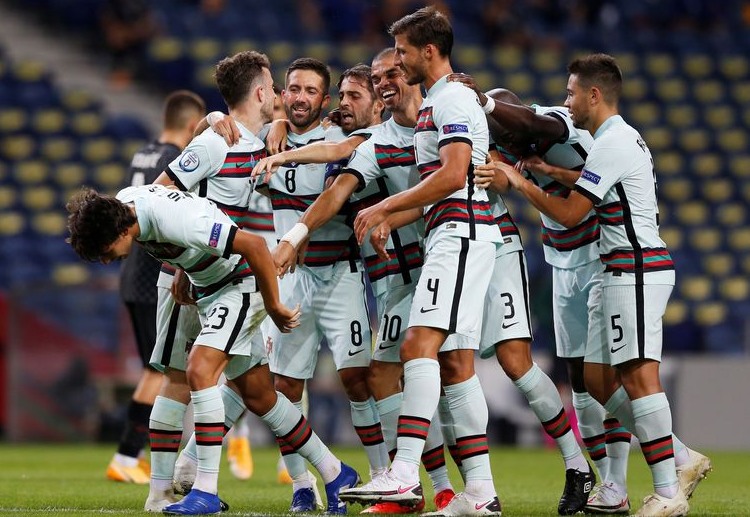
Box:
[702,253,735,278]
[227,39,260,56]
[645,53,676,78]
[621,76,649,101]
[0,186,16,210]
[13,59,47,81]
[505,71,535,98]
[715,202,747,227]
[32,211,67,236]
[541,74,567,101]
[40,136,77,162]
[665,104,697,127]
[655,151,683,177]
[0,108,28,132]
[267,41,296,66]
[188,38,223,62]
[0,211,25,236]
[687,227,722,253]
[692,80,725,104]
[730,81,750,104]
[54,162,87,188]
[629,102,661,127]
[703,104,735,130]
[300,42,333,64]
[678,128,711,153]
[147,37,184,62]
[663,300,688,325]
[674,200,708,226]
[681,53,713,79]
[680,275,713,302]
[491,46,523,71]
[742,255,750,275]
[716,129,747,153]
[655,78,688,102]
[657,201,670,226]
[660,226,683,250]
[718,277,750,302]
[690,153,721,177]
[702,178,734,203]
[612,52,638,75]
[659,177,693,203]
[81,137,116,163]
[728,155,750,180]
[13,160,49,184]
[728,228,750,252]
[61,89,99,112]
[719,55,749,80]
[693,302,727,326]
[93,162,127,190]
[340,43,370,67]
[455,45,485,70]
[71,112,105,136]
[32,108,67,134]
[641,127,673,151]
[52,263,91,286]
[530,49,562,74]
[21,185,57,211]
[121,139,146,162]
[1,134,36,161]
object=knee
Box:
[367,362,401,400]
[340,367,371,401]
[495,340,533,381]
[273,375,305,402]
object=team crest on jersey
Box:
[581,169,601,185]
[179,151,200,172]
[209,223,222,248]
[442,124,468,134]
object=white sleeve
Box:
[165,132,226,191]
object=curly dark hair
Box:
[66,188,136,262]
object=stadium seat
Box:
[120,139,146,162]
[665,104,698,127]
[681,53,714,79]
[340,43,370,67]
[299,42,333,64]
[655,151,683,177]
[702,177,734,203]
[645,53,677,78]
[611,52,639,75]
[31,107,67,135]
[680,275,713,302]
[716,128,747,153]
[530,49,563,74]
[32,211,67,236]
[227,39,261,57]
[692,80,725,104]
[654,78,688,103]
[629,102,662,127]
[13,160,49,184]
[621,76,650,102]
[92,162,127,191]
[702,103,736,130]
[728,155,750,180]
[730,80,750,104]
[491,46,524,72]
[702,253,736,278]
[663,299,688,325]
[1,134,36,161]
[718,277,750,302]
[641,127,673,152]
[188,37,223,63]
[691,152,722,177]
[81,137,116,163]
[719,55,749,80]
[40,136,77,162]
[54,162,87,189]
[51,262,91,286]
[687,226,722,254]
[540,73,567,101]
[673,198,707,226]
[678,127,712,153]
[267,41,296,65]
[693,301,728,327]
[728,228,750,252]
[0,211,25,236]
[21,185,57,212]
[660,226,684,251]
[660,177,694,203]
[0,107,28,133]
[714,202,747,227]
[504,71,535,99]
[0,185,16,210]
[454,45,485,71]
[61,88,101,112]
[70,111,104,136]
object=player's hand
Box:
[517,155,546,175]
[296,238,309,267]
[498,160,526,190]
[473,162,497,189]
[369,221,392,260]
[207,112,240,146]
[323,108,342,129]
[267,302,301,333]
[447,73,488,107]
[171,268,195,305]
[354,201,391,245]
[272,241,298,278]
[265,119,289,155]
[252,153,286,178]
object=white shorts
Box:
[373,283,415,363]
[268,261,372,379]
[551,260,605,360]
[410,237,496,344]
[150,286,201,373]
[477,250,533,359]
[194,280,268,380]
[602,283,673,366]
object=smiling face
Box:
[564,74,592,131]
[393,34,427,86]
[283,69,329,132]
[371,50,420,115]
[338,76,380,133]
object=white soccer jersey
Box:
[266,125,358,268]
[415,76,501,247]
[529,105,599,269]
[574,115,674,286]
[117,185,252,295]
[166,123,266,231]
[343,118,424,296]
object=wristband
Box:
[482,95,495,114]
[280,222,309,250]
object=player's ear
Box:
[321,93,331,110]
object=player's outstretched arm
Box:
[369,208,422,260]
[231,230,301,332]
[251,135,367,178]
[518,156,581,189]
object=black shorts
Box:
[125,301,158,369]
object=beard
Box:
[287,103,322,130]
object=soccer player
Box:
[340,7,504,516]
[66,185,359,515]
[447,77,630,514]
[497,53,710,517]
[107,90,206,486]
[265,47,457,515]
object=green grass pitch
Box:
[0,444,747,515]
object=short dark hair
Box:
[389,6,453,58]
[372,47,396,63]
[214,50,271,108]
[163,90,206,130]
[286,57,331,94]
[66,188,136,262]
[567,53,622,104]
[337,64,376,99]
